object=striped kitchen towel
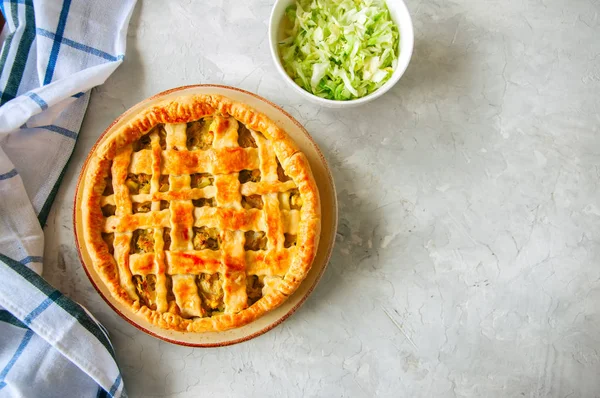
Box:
[0,0,136,397]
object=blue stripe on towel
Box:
[23,290,62,324]
[26,92,48,110]
[42,0,72,85]
[0,330,34,390]
[39,124,77,139]
[108,374,121,396]
[0,169,18,181]
[37,28,121,62]
[19,256,43,265]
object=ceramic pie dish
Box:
[73,85,337,346]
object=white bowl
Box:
[269,0,414,108]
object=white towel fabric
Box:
[0,0,136,397]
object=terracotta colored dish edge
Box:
[72,84,338,347]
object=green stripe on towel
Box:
[0,0,36,105]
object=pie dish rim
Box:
[73,84,337,346]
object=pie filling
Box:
[156,125,167,150]
[126,173,151,194]
[277,159,291,182]
[239,169,261,183]
[103,177,114,195]
[102,233,114,254]
[284,233,297,248]
[193,227,220,251]
[133,134,151,152]
[289,189,303,209]
[192,197,215,207]
[238,124,258,148]
[133,274,157,310]
[102,204,116,217]
[159,175,169,192]
[191,173,214,189]
[244,231,267,251]
[163,228,171,250]
[186,118,214,150]
[246,275,264,305]
[278,189,303,210]
[132,201,151,214]
[198,273,224,314]
[241,194,263,210]
[132,229,154,253]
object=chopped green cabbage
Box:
[279,0,400,100]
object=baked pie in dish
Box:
[81,94,321,332]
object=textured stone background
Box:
[44,0,600,396]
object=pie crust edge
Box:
[81,94,321,332]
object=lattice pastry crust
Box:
[81,94,321,332]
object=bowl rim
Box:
[72,84,338,347]
[268,0,414,106]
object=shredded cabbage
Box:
[279,0,400,100]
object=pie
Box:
[81,93,321,332]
